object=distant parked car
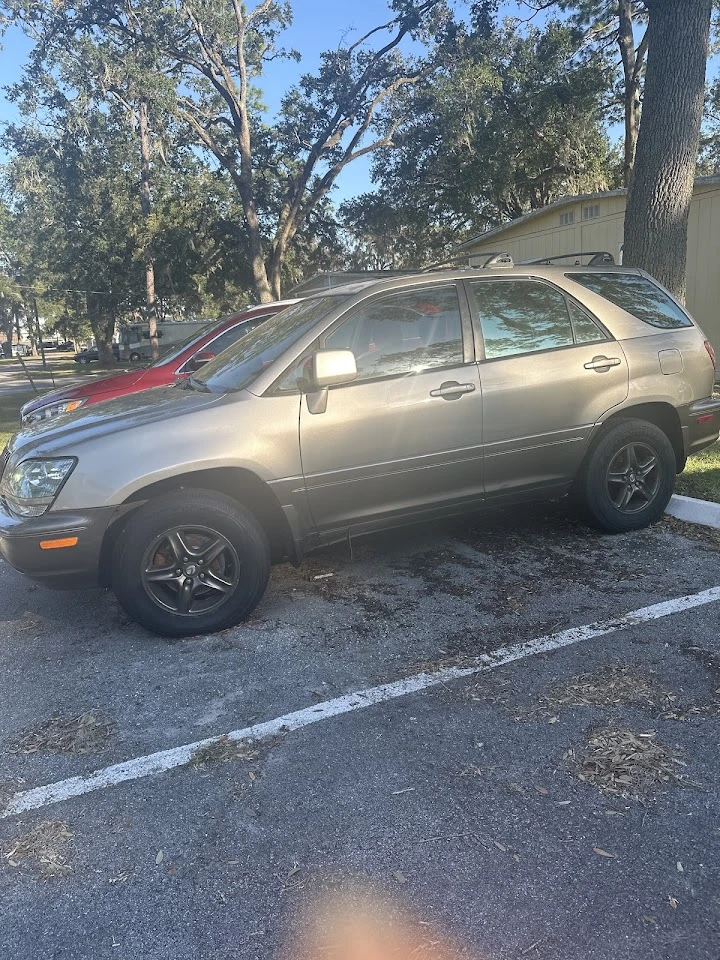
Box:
[73,345,120,364]
[55,341,75,352]
[21,302,293,424]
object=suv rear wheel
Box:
[576,418,676,533]
[112,489,271,636]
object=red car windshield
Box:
[149,323,215,368]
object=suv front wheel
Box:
[112,489,271,636]
[576,418,676,533]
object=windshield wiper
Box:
[179,375,210,393]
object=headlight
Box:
[3,458,77,517]
[22,398,86,425]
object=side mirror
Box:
[310,349,358,388]
[187,349,216,371]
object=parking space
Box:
[1,504,720,959]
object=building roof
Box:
[453,175,720,253]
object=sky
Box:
[0,1,572,203]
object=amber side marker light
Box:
[39,537,78,550]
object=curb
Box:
[665,494,720,530]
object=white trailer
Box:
[119,320,211,361]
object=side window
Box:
[568,301,607,344]
[567,273,693,329]
[471,280,575,359]
[325,285,464,382]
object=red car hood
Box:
[21,367,151,415]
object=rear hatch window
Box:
[567,273,693,329]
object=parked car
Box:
[1,264,719,637]
[22,303,291,425]
[55,341,75,352]
[73,345,120,364]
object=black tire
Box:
[576,418,676,533]
[78,357,89,364]
[112,489,271,637]
[129,351,141,362]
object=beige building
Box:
[455,176,720,350]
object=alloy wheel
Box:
[141,525,241,616]
[606,442,661,514]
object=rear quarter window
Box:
[567,273,693,329]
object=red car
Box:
[20,301,293,426]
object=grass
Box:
[0,391,34,448]
[676,441,720,503]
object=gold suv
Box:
[1,264,719,635]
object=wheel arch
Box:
[99,467,298,586]
[593,401,685,473]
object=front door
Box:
[466,277,629,498]
[299,283,484,533]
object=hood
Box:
[21,367,149,415]
[8,383,224,461]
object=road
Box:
[1,504,719,960]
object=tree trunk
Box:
[87,292,116,364]
[32,298,47,369]
[623,0,711,301]
[138,98,159,360]
[618,0,643,186]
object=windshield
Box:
[196,296,343,393]
[148,323,214,368]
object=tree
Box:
[536,1,649,185]
[3,0,466,301]
[367,17,614,245]
[622,0,712,300]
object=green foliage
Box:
[359,16,614,260]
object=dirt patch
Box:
[3,820,74,879]
[658,515,720,552]
[8,711,113,756]
[566,724,696,799]
[543,664,674,711]
[191,734,265,766]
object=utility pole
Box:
[32,297,48,369]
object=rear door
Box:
[466,277,629,498]
[299,282,484,532]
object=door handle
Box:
[584,356,621,372]
[429,380,476,400]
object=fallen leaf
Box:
[642,915,658,926]
[534,786,548,796]
[512,853,520,862]
[548,716,560,724]
[155,850,164,865]
[555,800,572,806]
[493,841,507,852]
[668,896,678,909]
[593,847,617,859]
[392,870,406,884]
[677,861,684,873]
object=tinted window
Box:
[325,285,464,382]
[198,297,344,393]
[471,280,574,359]
[568,273,692,328]
[569,301,607,344]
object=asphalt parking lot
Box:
[1,503,720,960]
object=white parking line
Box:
[3,586,720,820]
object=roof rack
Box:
[520,251,615,266]
[422,251,514,272]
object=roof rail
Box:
[422,251,514,272]
[519,251,615,266]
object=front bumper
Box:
[680,397,720,458]
[0,501,116,589]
